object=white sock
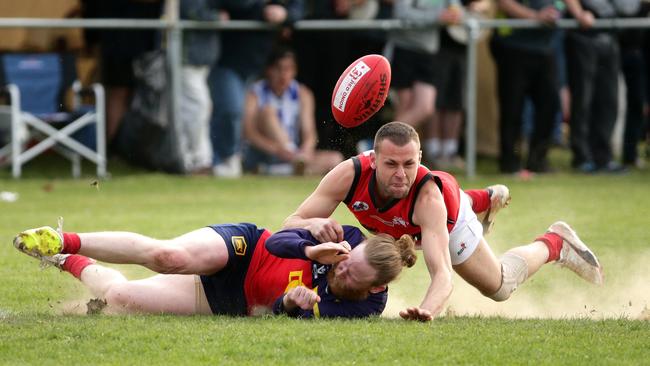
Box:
[425,138,441,159]
[442,139,458,158]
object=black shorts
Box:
[101,57,135,88]
[391,47,437,89]
[200,223,266,316]
[431,47,466,110]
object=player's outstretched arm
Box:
[283,159,355,242]
[403,183,454,321]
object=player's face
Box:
[267,56,297,96]
[328,243,377,301]
[373,139,421,200]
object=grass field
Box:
[1,154,649,365]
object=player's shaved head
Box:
[373,121,421,153]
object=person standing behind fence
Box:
[565,0,626,173]
[426,0,490,171]
[209,0,304,178]
[80,0,163,151]
[616,0,646,169]
[241,47,343,175]
[388,0,462,162]
[178,0,225,174]
[490,0,592,175]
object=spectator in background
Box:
[490,0,591,174]
[565,0,624,173]
[426,0,490,171]
[210,0,304,178]
[618,0,647,169]
[178,0,224,174]
[388,0,462,162]
[242,47,343,175]
[293,1,395,158]
[81,0,163,150]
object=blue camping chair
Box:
[0,53,106,178]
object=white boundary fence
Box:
[1,2,649,177]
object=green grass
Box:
[1,153,649,365]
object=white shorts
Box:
[448,189,483,265]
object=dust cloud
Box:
[384,250,650,320]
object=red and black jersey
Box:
[202,223,386,318]
[343,152,461,238]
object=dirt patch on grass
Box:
[384,250,650,320]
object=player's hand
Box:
[305,241,351,264]
[399,307,434,322]
[306,218,344,243]
[284,286,321,311]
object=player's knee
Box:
[487,252,528,302]
[151,246,191,273]
[104,284,134,310]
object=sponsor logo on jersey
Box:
[231,236,247,256]
[312,263,328,279]
[352,200,369,212]
[369,215,409,227]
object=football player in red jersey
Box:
[14,221,416,318]
[284,121,604,321]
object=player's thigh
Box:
[106,274,207,315]
[449,190,502,294]
[170,227,229,274]
[453,237,502,295]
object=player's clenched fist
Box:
[283,286,321,311]
[306,217,344,243]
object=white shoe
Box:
[548,221,604,285]
[213,154,242,178]
[477,184,511,234]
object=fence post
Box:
[166,0,182,152]
[464,17,480,179]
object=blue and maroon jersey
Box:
[263,226,388,318]
[343,152,461,237]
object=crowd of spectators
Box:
[5,0,650,177]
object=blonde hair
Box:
[364,234,417,286]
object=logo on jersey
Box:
[457,242,467,256]
[352,201,369,212]
[312,263,328,279]
[231,236,247,256]
[369,214,409,227]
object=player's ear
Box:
[418,150,422,163]
[370,150,376,169]
[369,285,387,294]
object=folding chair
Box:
[0,53,106,178]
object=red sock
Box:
[62,255,95,279]
[62,232,81,254]
[465,189,490,213]
[535,232,564,263]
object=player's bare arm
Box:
[283,159,355,242]
[400,182,453,321]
